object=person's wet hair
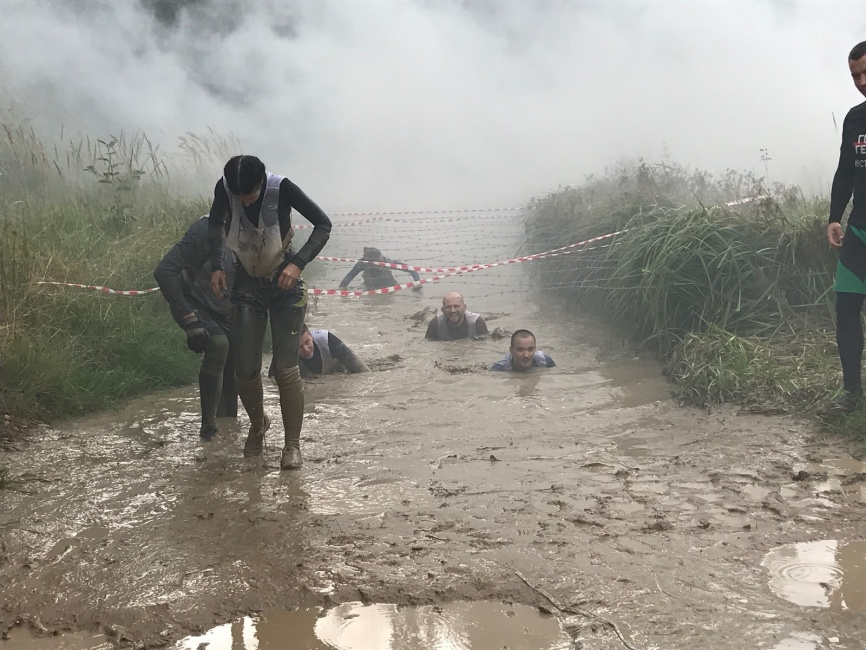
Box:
[301,323,311,335]
[223,155,266,195]
[510,329,536,346]
[362,246,383,260]
[850,41,866,62]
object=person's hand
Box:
[182,313,210,353]
[211,270,227,299]
[828,222,844,249]
[278,263,301,290]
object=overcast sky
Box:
[1,0,864,209]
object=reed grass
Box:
[525,160,857,434]
[665,325,838,411]
[0,107,222,421]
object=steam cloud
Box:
[1,0,864,208]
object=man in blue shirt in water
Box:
[490,329,556,372]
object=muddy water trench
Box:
[2,215,866,649]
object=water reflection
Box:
[768,632,852,650]
[768,632,823,650]
[177,601,571,649]
[762,540,866,611]
[303,475,429,516]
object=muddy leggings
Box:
[837,292,865,395]
[231,274,307,446]
[233,303,306,380]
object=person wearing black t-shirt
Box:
[827,41,866,413]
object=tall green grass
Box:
[0,109,230,421]
[525,160,854,425]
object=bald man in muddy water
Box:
[827,40,866,414]
[425,292,488,341]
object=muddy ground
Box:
[2,321,865,648]
[2,221,866,649]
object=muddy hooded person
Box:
[208,155,331,469]
[154,215,239,441]
[338,246,421,291]
[827,41,866,414]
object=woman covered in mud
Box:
[208,155,331,470]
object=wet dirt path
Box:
[2,217,866,649]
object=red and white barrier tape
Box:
[314,228,628,273]
[34,229,628,298]
[34,281,161,296]
[310,229,628,297]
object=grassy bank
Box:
[525,161,860,431]
[0,120,221,421]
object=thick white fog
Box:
[1,0,864,208]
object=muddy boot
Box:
[198,370,222,441]
[275,366,304,470]
[281,446,302,470]
[244,414,271,457]
[236,374,271,457]
[199,423,219,441]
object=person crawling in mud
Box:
[268,324,370,378]
[826,40,866,414]
[208,154,332,470]
[425,291,489,341]
[154,215,238,441]
[338,246,421,291]
[490,329,556,372]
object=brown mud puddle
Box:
[178,601,570,650]
[763,540,866,612]
[3,602,570,650]
[2,224,866,649]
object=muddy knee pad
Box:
[274,365,304,446]
[201,332,230,377]
[269,302,306,371]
